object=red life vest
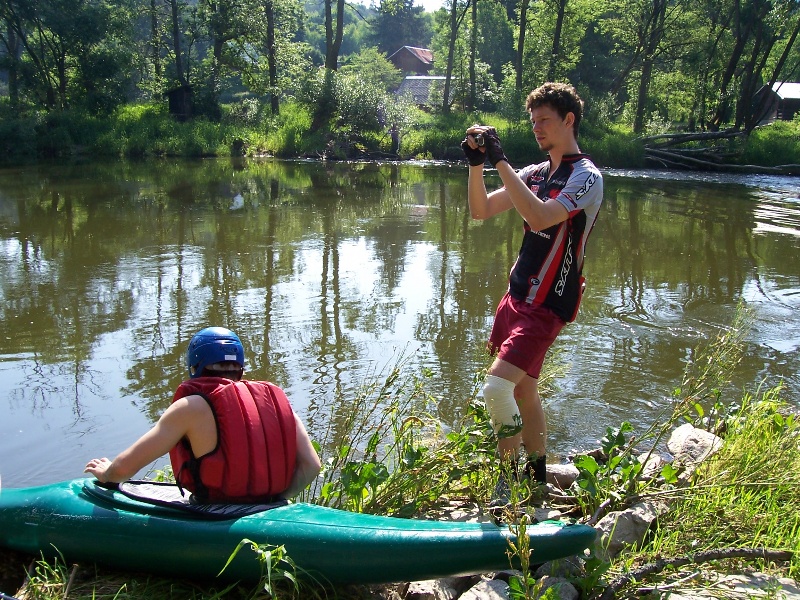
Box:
[168,378,297,503]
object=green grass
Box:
[739,119,800,167]
[639,386,800,575]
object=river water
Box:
[1,159,798,488]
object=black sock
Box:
[525,455,547,484]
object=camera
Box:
[474,133,485,147]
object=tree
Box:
[0,0,134,112]
[475,0,514,84]
[370,0,432,55]
[325,0,345,69]
[707,0,771,129]
[340,47,403,91]
[546,0,568,82]
[441,0,470,113]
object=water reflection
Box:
[0,160,798,487]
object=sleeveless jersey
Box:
[169,378,297,503]
[509,154,603,322]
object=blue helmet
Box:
[186,327,245,379]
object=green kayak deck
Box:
[0,479,596,584]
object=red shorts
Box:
[488,293,565,378]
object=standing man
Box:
[461,82,603,506]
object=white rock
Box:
[667,423,723,467]
[459,578,510,600]
[547,464,579,489]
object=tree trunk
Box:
[745,12,800,132]
[468,0,477,111]
[515,0,529,93]
[151,0,161,79]
[5,23,19,109]
[265,0,279,114]
[546,0,567,82]
[708,0,770,130]
[633,0,666,134]
[442,0,460,113]
[736,24,771,130]
[325,0,344,69]
[170,0,187,87]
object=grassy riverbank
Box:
[1,309,798,599]
[2,100,799,170]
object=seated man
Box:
[85,327,321,502]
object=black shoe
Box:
[490,473,512,508]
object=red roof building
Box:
[388,46,434,75]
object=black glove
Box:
[482,128,509,167]
[461,138,486,167]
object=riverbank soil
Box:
[0,550,29,597]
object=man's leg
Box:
[515,375,546,457]
[486,361,548,483]
[486,358,528,460]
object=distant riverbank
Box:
[2,102,799,174]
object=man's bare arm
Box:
[494,161,569,230]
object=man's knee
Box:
[482,375,522,439]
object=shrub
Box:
[740,120,800,166]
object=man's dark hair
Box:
[201,361,244,380]
[525,82,584,139]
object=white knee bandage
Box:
[482,375,522,439]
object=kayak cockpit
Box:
[83,479,287,520]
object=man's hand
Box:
[482,128,509,167]
[461,137,486,166]
[85,457,113,482]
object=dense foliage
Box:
[0,0,799,164]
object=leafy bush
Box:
[586,125,645,168]
[740,120,800,166]
[265,101,314,157]
[0,107,41,161]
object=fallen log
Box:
[645,148,800,174]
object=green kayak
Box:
[0,478,596,584]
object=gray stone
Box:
[667,423,722,469]
[538,576,580,600]
[534,556,585,580]
[531,506,565,522]
[594,499,669,560]
[459,578,510,600]
[666,573,800,599]
[547,464,579,489]
[638,452,668,480]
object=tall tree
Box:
[265,0,279,114]
[442,0,469,113]
[325,0,345,68]
[169,0,189,88]
[707,0,771,129]
[0,0,133,112]
[515,0,529,93]
[546,0,568,82]
[469,0,477,110]
[475,0,514,83]
[633,0,668,133]
[370,0,431,55]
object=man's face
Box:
[529,104,574,152]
